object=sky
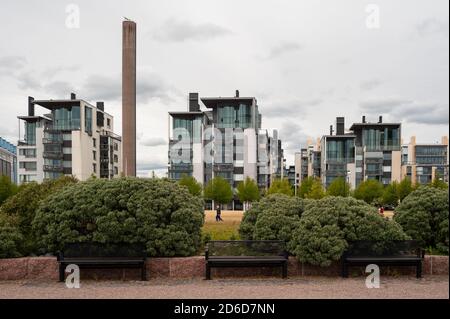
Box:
[0,0,448,177]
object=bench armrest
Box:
[205,246,209,260]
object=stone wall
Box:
[0,255,448,281]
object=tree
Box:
[381,181,399,207]
[353,179,383,204]
[431,173,448,190]
[0,175,18,206]
[32,178,205,257]
[306,179,325,199]
[204,176,233,207]
[236,177,260,211]
[267,179,293,196]
[397,177,414,202]
[179,175,202,197]
[326,177,351,197]
[291,196,409,266]
[394,186,449,254]
[298,177,315,198]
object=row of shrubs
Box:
[0,176,448,267]
[240,186,449,266]
[0,177,204,258]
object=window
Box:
[53,106,81,130]
[114,166,118,175]
[19,149,36,158]
[107,118,111,128]
[93,163,97,173]
[93,138,96,148]
[24,122,37,145]
[114,154,118,163]
[85,106,92,134]
[114,143,118,151]
[93,151,96,160]
[19,161,37,171]
[63,147,72,154]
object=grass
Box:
[202,210,244,240]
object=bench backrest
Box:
[59,242,146,259]
[344,240,422,258]
[206,240,287,258]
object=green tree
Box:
[431,173,448,190]
[179,174,202,197]
[204,176,233,207]
[381,181,399,206]
[267,178,293,196]
[236,177,260,211]
[0,175,18,206]
[353,179,384,204]
[32,178,204,257]
[326,177,351,197]
[291,196,409,266]
[306,179,325,199]
[397,177,414,202]
[298,177,315,198]
[394,186,449,253]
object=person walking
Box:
[215,205,223,222]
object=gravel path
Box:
[1,276,448,299]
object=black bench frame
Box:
[57,243,147,282]
[205,240,288,280]
[341,240,425,279]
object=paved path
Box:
[1,276,448,299]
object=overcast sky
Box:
[0,0,448,177]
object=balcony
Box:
[43,151,63,159]
[43,165,64,172]
[43,136,63,144]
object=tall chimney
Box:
[122,19,137,177]
[336,117,345,135]
[28,96,35,116]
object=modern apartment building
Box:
[401,136,449,185]
[17,93,122,184]
[168,91,284,207]
[0,137,17,183]
[320,118,357,188]
[350,116,402,186]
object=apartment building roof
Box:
[349,122,401,130]
[201,97,255,108]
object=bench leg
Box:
[282,263,287,279]
[342,263,348,278]
[205,264,211,280]
[141,265,147,281]
[416,262,422,279]
[59,264,65,282]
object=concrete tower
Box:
[122,19,137,176]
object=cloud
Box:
[80,72,180,104]
[0,56,27,75]
[266,42,302,59]
[279,121,310,151]
[152,18,233,42]
[360,79,382,91]
[263,98,322,118]
[416,18,449,37]
[359,98,448,125]
[136,160,168,171]
[140,137,167,147]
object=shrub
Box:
[32,178,204,257]
[239,194,306,251]
[0,175,18,206]
[0,176,77,255]
[290,196,409,266]
[0,214,23,258]
[394,186,449,254]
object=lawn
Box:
[202,210,244,240]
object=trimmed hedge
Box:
[394,186,449,254]
[32,178,204,257]
[290,196,409,266]
[239,194,307,251]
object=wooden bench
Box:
[341,240,425,278]
[205,240,288,280]
[57,243,147,281]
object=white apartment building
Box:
[17,94,122,184]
